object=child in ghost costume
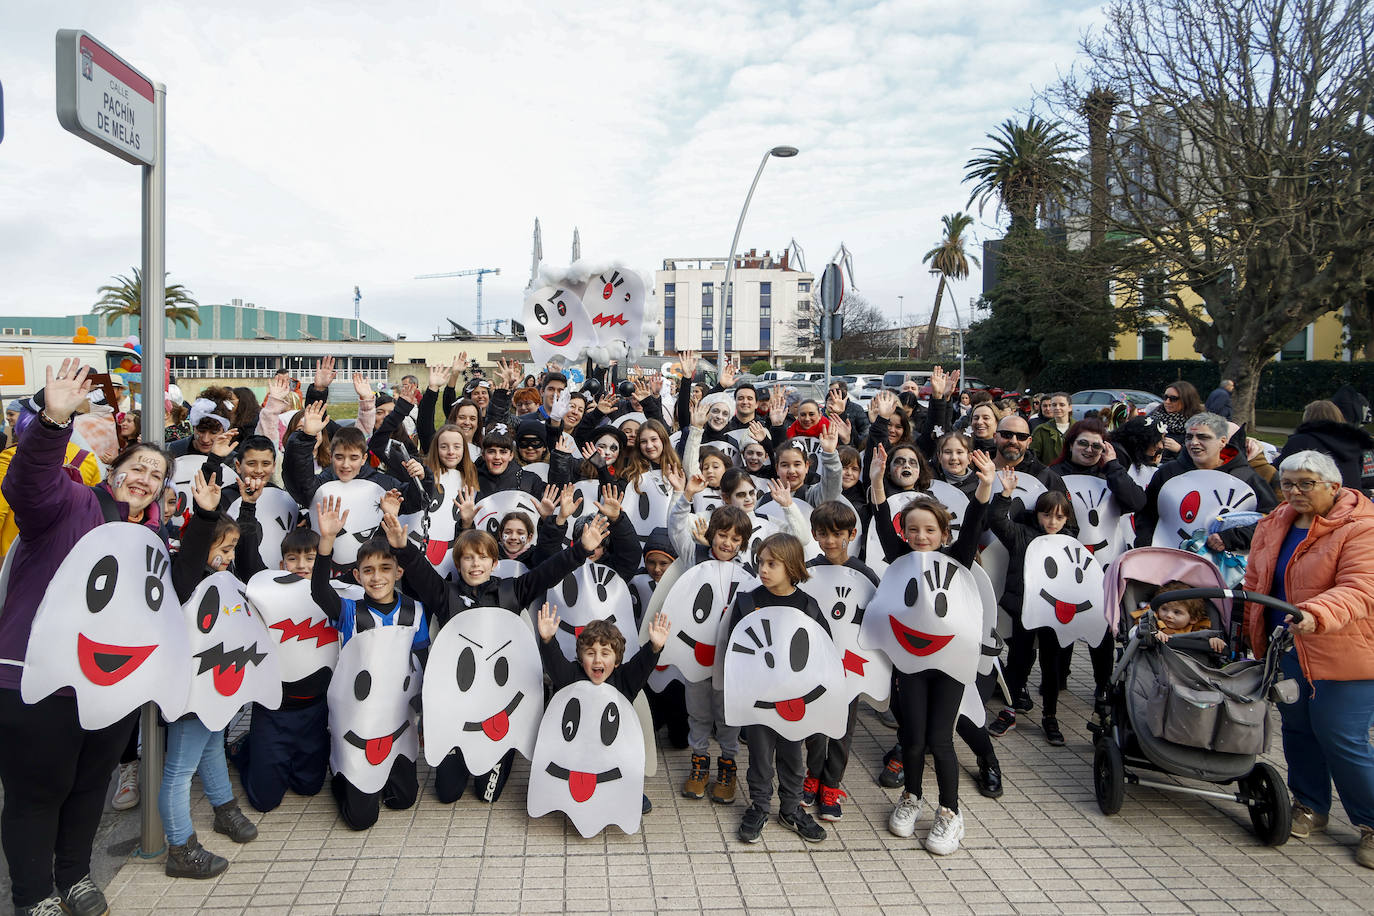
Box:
[637,529,689,750]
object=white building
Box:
[653,248,814,364]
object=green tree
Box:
[964,115,1079,236]
[921,212,980,359]
[93,267,201,336]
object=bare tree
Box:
[811,291,892,360]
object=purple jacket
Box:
[0,421,163,690]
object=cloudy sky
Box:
[1,0,1107,342]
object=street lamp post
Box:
[896,295,904,359]
[718,146,798,372]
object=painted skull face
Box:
[1153,469,1258,547]
[523,285,595,366]
[472,491,542,543]
[625,471,673,538]
[547,564,637,663]
[20,523,190,728]
[799,565,890,706]
[722,606,848,741]
[1060,474,1124,564]
[244,569,340,683]
[655,560,747,682]
[328,626,423,794]
[582,267,647,361]
[1021,534,1108,648]
[860,551,982,683]
[309,478,385,566]
[528,681,645,838]
[422,606,543,773]
[169,456,238,537]
[182,571,281,731]
[228,487,299,570]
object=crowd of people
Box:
[0,352,1371,916]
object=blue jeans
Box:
[1279,650,1374,828]
[158,718,234,846]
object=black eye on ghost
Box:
[87,555,119,614]
[196,588,219,633]
[692,584,713,624]
[354,670,371,701]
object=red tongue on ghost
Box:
[694,642,716,667]
[774,696,807,722]
[568,770,598,803]
[1054,600,1078,625]
[212,664,246,697]
[364,736,394,766]
[481,710,510,741]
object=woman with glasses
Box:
[1156,380,1203,455]
[1243,450,1374,870]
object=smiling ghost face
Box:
[309,479,385,566]
[421,606,544,773]
[860,551,982,684]
[329,626,422,794]
[656,560,746,682]
[182,571,281,731]
[799,565,891,706]
[1020,534,1108,648]
[228,487,299,570]
[546,564,637,663]
[1152,469,1258,547]
[624,471,673,538]
[523,285,595,366]
[20,523,192,729]
[722,606,848,741]
[528,681,645,838]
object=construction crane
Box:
[414,267,501,327]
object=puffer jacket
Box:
[1243,488,1374,681]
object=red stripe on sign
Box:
[79,35,154,103]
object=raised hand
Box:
[313,355,336,391]
[769,388,787,425]
[581,442,603,466]
[428,362,451,392]
[768,477,793,508]
[678,350,698,383]
[41,358,93,423]
[720,358,737,388]
[316,494,349,539]
[210,429,239,458]
[379,488,403,518]
[633,377,652,403]
[827,389,847,417]
[240,474,265,504]
[300,401,328,437]
[647,611,672,652]
[832,414,852,445]
[537,484,561,518]
[819,419,839,454]
[550,389,571,421]
[871,443,888,481]
[997,466,1019,496]
[536,602,560,643]
[267,374,291,405]
[555,432,577,455]
[1100,441,1118,463]
[579,514,611,553]
[971,448,996,482]
[930,365,950,400]
[663,465,686,493]
[690,516,709,545]
[748,420,768,443]
[380,512,409,549]
[457,486,477,526]
[684,472,706,500]
[594,486,622,521]
[557,484,583,523]
[353,372,373,400]
[873,390,898,419]
[398,380,420,406]
[191,467,222,513]
[596,392,619,416]
[402,457,425,479]
[690,397,709,429]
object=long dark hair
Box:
[1164,380,1203,417]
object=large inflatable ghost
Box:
[723,607,848,741]
[546,563,637,663]
[1059,474,1125,565]
[328,626,423,794]
[182,571,281,731]
[1020,534,1108,648]
[528,680,645,837]
[21,523,190,728]
[652,560,751,683]
[422,606,543,773]
[799,565,890,707]
[1151,469,1258,548]
[244,570,340,683]
[472,490,542,543]
[624,471,673,538]
[309,478,385,566]
[227,487,300,571]
[580,265,648,361]
[860,551,983,684]
[523,285,597,367]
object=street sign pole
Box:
[819,262,843,388]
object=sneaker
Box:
[1291,802,1329,839]
[1012,688,1034,712]
[801,774,819,807]
[642,794,653,815]
[876,707,899,729]
[924,805,965,855]
[1043,717,1065,747]
[778,808,827,842]
[888,791,923,838]
[164,833,229,879]
[975,758,1004,799]
[682,753,710,799]
[1358,826,1374,870]
[987,709,1016,738]
[878,755,905,789]
[709,757,737,805]
[111,760,140,811]
[17,897,64,916]
[58,875,107,916]
[212,800,258,843]
[817,785,847,822]
[738,806,768,844]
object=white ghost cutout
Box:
[521,462,550,484]
[799,565,890,707]
[472,490,542,543]
[422,606,543,773]
[652,560,750,683]
[328,626,423,794]
[310,478,385,566]
[227,487,299,571]
[1152,469,1258,548]
[860,551,983,684]
[182,572,281,731]
[1006,471,1049,514]
[169,456,238,537]
[528,681,645,837]
[625,471,673,538]
[399,468,465,569]
[723,606,848,741]
[547,563,638,663]
[1021,534,1109,648]
[757,496,813,526]
[581,266,648,360]
[21,523,190,728]
[523,285,597,367]
[1060,474,1125,565]
[244,569,340,683]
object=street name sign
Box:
[56,29,156,165]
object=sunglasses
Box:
[996,431,1032,441]
[1163,394,1180,402]
[1074,439,1104,452]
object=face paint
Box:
[546,563,638,664]
[1020,534,1108,647]
[245,569,341,683]
[860,551,983,683]
[182,572,281,730]
[1152,469,1257,548]
[799,565,891,707]
[722,606,848,741]
[328,626,422,794]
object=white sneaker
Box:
[112,760,140,811]
[888,791,923,838]
[924,805,965,855]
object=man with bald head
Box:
[993,413,1066,497]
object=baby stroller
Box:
[1090,547,1302,845]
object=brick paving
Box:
[100,673,1374,916]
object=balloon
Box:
[120,359,134,371]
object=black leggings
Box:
[0,690,137,908]
[955,672,998,761]
[1058,633,1116,694]
[894,670,963,813]
[1005,619,1063,717]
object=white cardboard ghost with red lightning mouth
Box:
[650,560,750,683]
[723,606,848,740]
[528,680,644,837]
[20,523,190,728]
[422,606,543,773]
[1151,469,1258,548]
[228,487,299,571]
[182,571,281,731]
[860,551,983,684]
[1020,534,1108,648]
[309,478,385,566]
[522,284,598,367]
[799,565,890,707]
[547,563,637,663]
[244,570,340,683]
[328,626,423,794]
[1059,474,1125,566]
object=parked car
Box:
[841,374,885,403]
[1069,388,1164,421]
[916,376,1005,400]
[882,370,933,392]
[759,370,802,382]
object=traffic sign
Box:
[819,262,844,314]
[55,30,156,165]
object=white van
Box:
[0,339,135,403]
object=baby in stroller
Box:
[1131,581,1228,665]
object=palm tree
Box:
[93,267,201,336]
[964,115,1079,235]
[921,212,980,359]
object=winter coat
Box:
[1030,421,1067,466]
[1276,420,1374,494]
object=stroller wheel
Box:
[1242,762,1291,846]
[1092,738,1125,816]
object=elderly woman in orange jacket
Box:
[1243,450,1374,869]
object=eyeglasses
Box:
[1163,394,1180,402]
[1073,439,1104,452]
[996,431,1032,441]
[1279,479,1330,493]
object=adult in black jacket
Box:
[1276,400,1374,495]
[990,414,1066,498]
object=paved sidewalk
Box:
[100,675,1374,916]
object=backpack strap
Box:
[91,486,126,525]
[396,595,417,629]
[349,598,373,633]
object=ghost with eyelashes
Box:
[546,563,638,663]
[528,680,645,837]
[328,625,423,795]
[1020,534,1108,648]
[472,490,542,544]
[21,524,191,729]
[860,551,983,684]
[1004,471,1048,514]
[309,478,385,566]
[625,470,674,539]
[422,606,543,774]
[799,565,890,707]
[581,266,648,361]
[652,560,750,683]
[522,284,597,367]
[228,487,299,571]
[723,606,848,741]
[1151,469,1258,548]
[245,569,340,683]
[182,571,281,731]
[168,456,237,539]
[956,561,1005,728]
[1059,474,1125,565]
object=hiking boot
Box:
[165,833,228,879]
[1291,802,1329,839]
[58,875,108,916]
[682,754,710,799]
[888,791,923,838]
[778,808,826,843]
[17,897,64,916]
[924,805,965,855]
[111,760,139,811]
[1043,717,1065,747]
[817,785,847,822]
[988,709,1016,738]
[708,757,737,805]
[1012,688,1034,712]
[737,806,768,844]
[879,753,905,788]
[801,774,819,808]
[975,757,1004,799]
[1358,826,1374,870]
[212,800,258,843]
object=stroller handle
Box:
[1150,587,1306,624]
